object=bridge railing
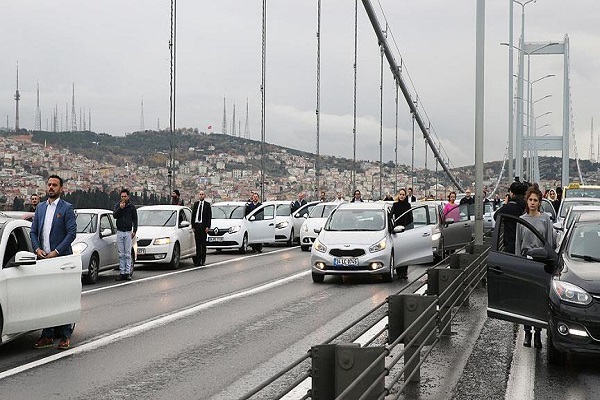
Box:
[240,239,490,399]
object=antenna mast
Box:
[231,100,236,136]
[14,63,20,131]
[71,83,77,131]
[140,96,145,131]
[244,98,250,139]
[35,81,42,131]
[222,96,227,135]
[591,116,595,162]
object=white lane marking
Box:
[505,329,535,400]
[83,246,298,295]
[0,269,310,381]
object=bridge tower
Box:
[14,63,20,131]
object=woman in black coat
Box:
[391,188,413,279]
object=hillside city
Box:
[0,129,594,209]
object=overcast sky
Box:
[2,1,599,168]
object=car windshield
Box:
[75,213,97,234]
[276,204,291,216]
[325,209,385,231]
[212,205,245,219]
[560,200,600,218]
[564,188,600,199]
[309,204,337,218]
[568,224,600,261]
[137,210,177,227]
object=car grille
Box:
[206,241,239,247]
[208,228,227,237]
[329,248,366,257]
[137,239,152,247]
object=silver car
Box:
[311,202,402,283]
[72,209,135,284]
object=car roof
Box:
[212,201,248,206]
[575,211,600,223]
[561,197,600,203]
[75,208,113,213]
[137,205,190,210]
[336,202,388,211]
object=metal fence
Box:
[241,239,490,400]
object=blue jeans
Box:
[117,230,133,274]
[41,324,72,339]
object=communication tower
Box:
[88,108,92,132]
[35,81,41,131]
[231,100,236,136]
[590,117,595,162]
[222,96,227,135]
[244,98,250,139]
[140,96,145,131]
[14,63,20,131]
[71,83,77,131]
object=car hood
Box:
[137,225,177,239]
[304,218,328,230]
[319,229,386,245]
[73,233,94,244]
[561,259,600,293]
[210,218,243,229]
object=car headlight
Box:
[552,280,592,306]
[301,224,309,233]
[229,225,241,234]
[72,242,88,255]
[276,221,289,229]
[431,232,442,241]
[313,238,327,253]
[369,238,387,253]
[153,237,171,245]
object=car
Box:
[562,182,600,200]
[207,201,276,253]
[556,197,600,227]
[1,211,34,221]
[135,205,196,269]
[299,202,339,251]
[483,202,496,231]
[72,209,137,284]
[311,202,408,283]
[0,215,81,342]
[487,212,600,365]
[554,205,600,247]
[292,201,321,243]
[272,201,294,246]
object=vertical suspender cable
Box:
[316,0,321,200]
[173,0,177,192]
[394,80,398,194]
[260,0,267,201]
[411,110,415,191]
[168,0,175,197]
[379,39,384,200]
[352,0,358,192]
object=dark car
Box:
[487,212,600,365]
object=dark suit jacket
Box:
[30,198,77,255]
[192,200,212,228]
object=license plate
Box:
[137,248,145,254]
[208,237,223,242]
[333,257,359,267]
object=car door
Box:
[247,204,276,244]
[442,203,473,249]
[180,208,195,256]
[98,213,118,268]
[393,205,435,266]
[540,198,556,222]
[487,214,555,329]
[2,225,81,335]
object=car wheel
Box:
[286,229,294,247]
[382,253,395,283]
[312,272,324,283]
[83,253,99,285]
[434,238,445,262]
[547,332,565,365]
[239,234,248,254]
[168,242,180,270]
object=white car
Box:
[273,201,294,246]
[135,205,196,269]
[0,216,81,341]
[292,201,321,243]
[300,202,339,251]
[207,201,276,253]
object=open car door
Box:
[393,204,435,266]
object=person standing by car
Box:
[392,188,413,279]
[291,192,307,213]
[28,193,40,212]
[351,190,364,203]
[459,189,475,205]
[443,191,460,222]
[407,188,417,203]
[31,174,77,350]
[245,192,262,216]
[113,188,137,282]
[192,190,211,266]
[515,185,556,349]
[494,181,527,254]
[171,189,184,206]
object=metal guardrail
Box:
[241,239,490,400]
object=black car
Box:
[487,212,600,364]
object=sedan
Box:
[311,202,403,283]
[300,202,339,251]
[292,201,321,243]
[0,216,81,341]
[488,212,600,364]
[136,205,196,270]
[72,209,136,284]
[273,201,294,246]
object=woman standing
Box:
[515,186,556,349]
[442,191,460,222]
[392,188,413,279]
[547,189,560,214]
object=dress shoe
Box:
[115,274,126,281]
[533,331,542,349]
[523,331,532,347]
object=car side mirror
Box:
[302,213,308,219]
[444,217,455,226]
[14,251,37,266]
[249,215,256,221]
[527,247,555,266]
[393,225,405,234]
[180,221,190,228]
[314,227,322,234]
[100,228,112,237]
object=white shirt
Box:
[42,198,60,253]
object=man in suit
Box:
[407,188,417,203]
[192,190,212,266]
[30,174,77,350]
[291,192,307,213]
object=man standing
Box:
[28,193,40,212]
[171,189,184,205]
[460,189,475,205]
[350,190,364,203]
[192,190,211,266]
[245,192,262,216]
[113,188,137,282]
[407,188,417,203]
[291,193,307,213]
[30,175,77,350]
[494,181,527,254]
[320,191,326,202]
[334,192,344,203]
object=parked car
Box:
[207,201,276,253]
[0,215,81,341]
[417,201,474,258]
[272,201,294,246]
[292,201,321,243]
[311,202,404,283]
[556,197,600,227]
[554,206,600,247]
[300,202,339,251]
[72,209,137,284]
[487,212,600,365]
[135,205,196,269]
